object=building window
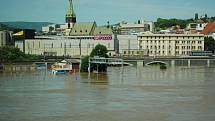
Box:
[150,51,153,54]
[192,46,195,49]
[85,30,88,32]
[124,51,126,54]
[198,46,202,50]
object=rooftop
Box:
[202,22,215,34]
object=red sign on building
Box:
[94,35,112,40]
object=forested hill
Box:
[0,22,53,31]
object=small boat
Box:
[51,60,73,74]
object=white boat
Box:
[51,60,73,74]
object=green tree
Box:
[155,18,193,30]
[81,44,109,72]
[0,46,41,63]
[204,37,215,53]
[90,44,108,58]
[80,56,89,72]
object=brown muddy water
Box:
[0,66,215,121]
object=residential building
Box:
[202,22,215,39]
[118,21,154,35]
[187,20,207,34]
[138,34,205,57]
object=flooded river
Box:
[0,66,215,121]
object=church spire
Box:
[65,0,76,28]
[67,0,75,17]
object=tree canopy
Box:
[0,46,41,63]
[155,18,194,30]
[81,44,109,72]
[204,37,215,53]
[90,44,108,58]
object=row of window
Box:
[149,51,171,55]
[176,46,202,50]
[143,40,202,44]
[175,41,202,44]
[123,51,145,55]
[145,45,171,50]
[140,36,203,39]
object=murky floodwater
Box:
[0,66,215,121]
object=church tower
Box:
[65,0,76,29]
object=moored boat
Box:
[51,60,73,74]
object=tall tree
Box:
[204,37,215,53]
[81,44,108,72]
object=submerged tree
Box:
[80,44,109,72]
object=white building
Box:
[187,20,207,34]
[0,31,13,47]
[138,34,205,57]
[117,35,138,55]
[15,35,115,57]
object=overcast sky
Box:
[0,0,214,25]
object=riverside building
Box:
[138,34,205,57]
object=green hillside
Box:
[0,22,53,31]
[0,23,17,31]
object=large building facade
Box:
[16,35,115,57]
[138,34,205,57]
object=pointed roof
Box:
[66,0,76,17]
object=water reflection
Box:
[79,72,108,84]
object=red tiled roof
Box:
[201,22,215,35]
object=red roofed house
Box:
[202,22,215,39]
